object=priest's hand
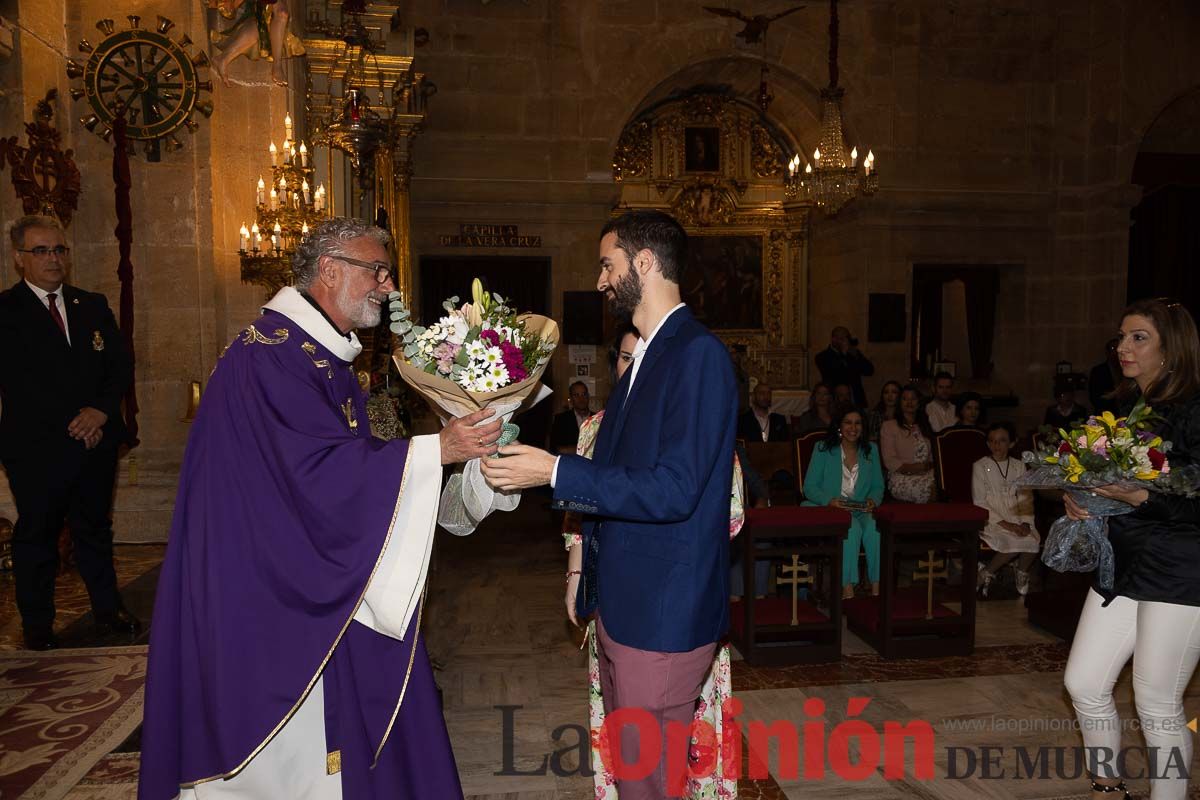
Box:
[439,408,502,465]
[479,444,555,490]
[68,407,107,444]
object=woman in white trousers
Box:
[1063,297,1200,800]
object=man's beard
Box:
[606,268,642,316]
[336,281,383,330]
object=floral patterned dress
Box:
[563,410,742,799]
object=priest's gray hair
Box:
[292,217,392,290]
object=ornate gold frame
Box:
[612,92,812,386]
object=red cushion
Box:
[843,589,959,633]
[745,506,852,529]
[873,502,987,525]
[729,597,830,635]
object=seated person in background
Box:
[803,407,884,599]
[1044,383,1089,432]
[815,326,874,407]
[880,386,936,502]
[793,382,834,434]
[926,371,958,432]
[972,421,1040,597]
[738,382,791,443]
[868,380,902,442]
[949,391,987,430]
[833,382,856,412]
[549,380,591,454]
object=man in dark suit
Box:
[815,325,874,408]
[481,210,737,799]
[737,381,791,443]
[0,215,138,650]
[549,380,591,454]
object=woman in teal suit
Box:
[803,407,885,599]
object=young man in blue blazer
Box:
[483,210,737,799]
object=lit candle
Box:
[283,139,292,165]
[813,147,821,162]
[315,184,325,212]
[298,141,308,167]
[269,187,278,210]
[302,222,309,236]
[272,221,282,250]
[269,141,277,166]
[284,113,293,142]
[301,179,310,205]
[850,146,858,166]
[865,149,875,175]
[804,162,813,174]
[239,223,249,252]
[251,222,260,252]
[256,176,265,205]
[279,176,288,195]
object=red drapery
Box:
[112,116,139,447]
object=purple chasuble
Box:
[138,307,462,799]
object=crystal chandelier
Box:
[785,0,878,215]
[238,113,329,293]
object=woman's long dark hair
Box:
[873,380,902,418]
[607,322,639,384]
[819,407,874,460]
[1112,298,1200,408]
[898,385,935,440]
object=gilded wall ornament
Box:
[672,181,735,227]
[0,90,82,225]
[67,15,214,162]
[613,121,652,182]
[751,124,784,178]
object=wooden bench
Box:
[729,505,850,666]
[843,502,987,659]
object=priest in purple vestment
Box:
[138,218,500,800]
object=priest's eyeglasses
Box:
[331,254,393,284]
[17,246,70,259]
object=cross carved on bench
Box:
[780,554,813,626]
[913,549,947,620]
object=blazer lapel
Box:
[609,306,693,439]
[591,370,631,466]
[62,285,86,352]
[14,281,70,352]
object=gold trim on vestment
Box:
[240,325,289,346]
[326,750,342,775]
[178,434,415,789]
[371,589,425,767]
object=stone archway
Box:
[1127,85,1200,314]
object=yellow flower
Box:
[1064,454,1085,483]
[1098,411,1118,429]
[1135,469,1160,481]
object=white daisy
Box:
[483,346,503,366]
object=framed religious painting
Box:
[684,126,720,172]
[681,234,764,331]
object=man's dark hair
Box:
[986,420,1017,443]
[599,210,688,284]
[569,381,588,395]
[934,371,954,384]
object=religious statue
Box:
[208,0,304,87]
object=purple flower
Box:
[479,329,501,347]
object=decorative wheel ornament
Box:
[66,15,214,162]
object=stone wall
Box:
[406,0,1200,431]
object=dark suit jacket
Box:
[0,281,132,462]
[549,408,582,453]
[554,306,737,653]
[815,346,874,407]
[737,409,791,443]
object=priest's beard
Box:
[606,268,642,317]
[336,281,385,330]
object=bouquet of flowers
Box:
[389,279,558,535]
[1017,400,1198,588]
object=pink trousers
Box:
[595,615,717,800]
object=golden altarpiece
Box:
[612,93,811,388]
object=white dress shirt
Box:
[25,280,71,345]
[927,400,957,432]
[551,303,687,488]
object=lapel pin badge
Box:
[72,298,79,304]
[92,331,104,351]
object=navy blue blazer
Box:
[553,306,737,652]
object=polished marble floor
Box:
[5,493,1200,799]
